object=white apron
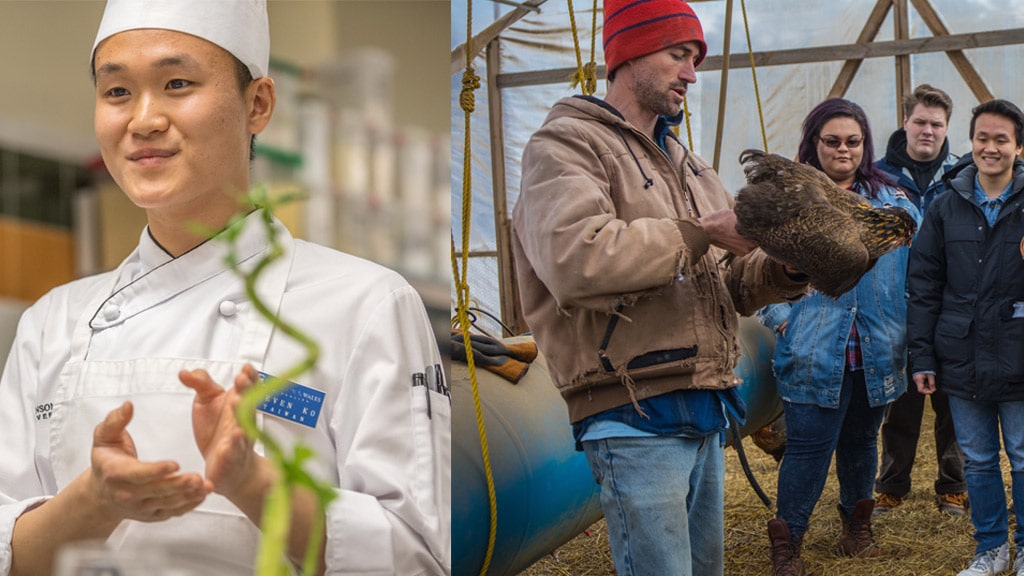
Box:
[49,233,294,574]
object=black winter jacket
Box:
[907,159,1024,401]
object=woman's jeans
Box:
[776,369,886,539]
[582,434,724,576]
[947,395,1024,554]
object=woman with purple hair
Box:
[756,98,921,576]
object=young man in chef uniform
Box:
[0,1,451,575]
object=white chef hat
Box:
[91,0,270,79]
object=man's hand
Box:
[179,365,263,499]
[914,372,936,395]
[90,401,210,522]
[700,209,756,256]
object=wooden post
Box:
[486,40,525,336]
[712,0,734,172]
[894,0,911,124]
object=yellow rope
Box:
[567,0,598,95]
[455,1,498,574]
[682,94,694,150]
[584,0,598,95]
[567,0,585,92]
[740,0,768,152]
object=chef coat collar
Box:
[91,210,277,330]
[138,227,175,270]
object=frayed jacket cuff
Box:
[675,219,710,266]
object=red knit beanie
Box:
[603,0,707,76]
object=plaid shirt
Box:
[843,181,864,372]
[846,323,863,371]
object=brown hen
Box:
[733,149,917,298]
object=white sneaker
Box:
[959,543,1010,576]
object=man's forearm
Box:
[11,471,121,576]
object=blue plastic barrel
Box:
[452,337,602,576]
[453,316,781,575]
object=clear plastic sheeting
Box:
[451,0,1024,324]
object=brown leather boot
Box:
[837,499,886,558]
[767,518,806,576]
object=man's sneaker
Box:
[958,543,1010,576]
[939,492,969,516]
[872,493,903,515]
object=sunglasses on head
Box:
[817,136,863,149]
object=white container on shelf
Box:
[315,48,394,134]
[299,97,334,248]
[433,133,452,283]
[365,121,398,268]
[333,107,370,257]
[397,125,434,278]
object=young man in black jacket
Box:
[907,99,1024,576]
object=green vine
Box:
[210,188,337,575]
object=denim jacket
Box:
[757,182,921,409]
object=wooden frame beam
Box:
[910,0,993,102]
[451,0,548,76]
[827,0,891,99]
[495,27,1024,88]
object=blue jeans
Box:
[776,369,886,539]
[947,395,1024,554]
[582,434,724,576]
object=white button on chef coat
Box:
[219,300,237,317]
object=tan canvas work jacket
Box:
[512,96,807,423]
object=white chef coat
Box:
[0,212,451,575]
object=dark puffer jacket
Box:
[907,158,1024,400]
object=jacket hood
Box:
[885,128,950,172]
[546,96,687,138]
[944,154,1024,198]
[545,95,631,128]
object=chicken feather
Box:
[734,149,916,298]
